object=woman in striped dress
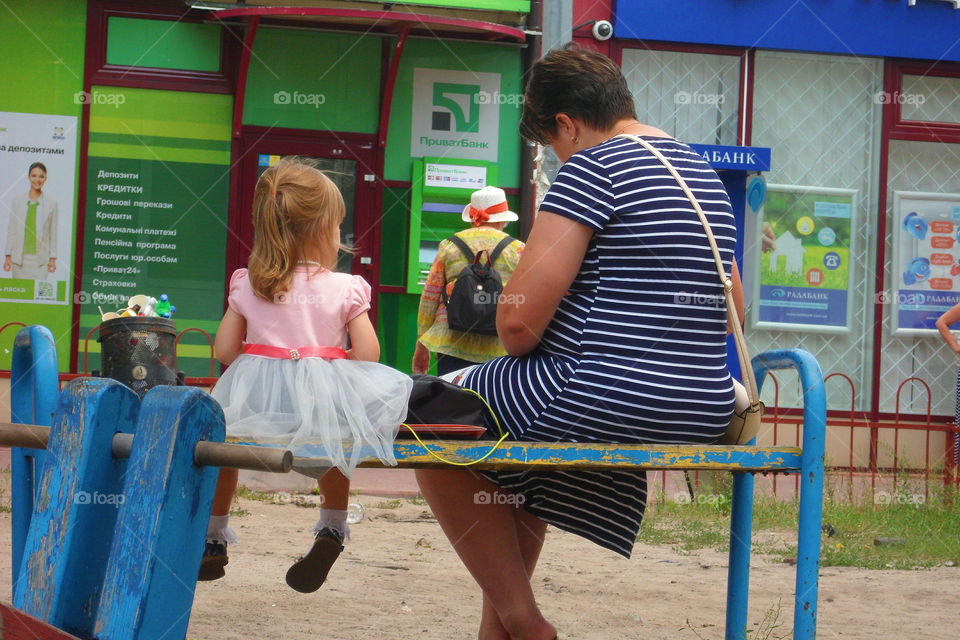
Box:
[415,44,745,640]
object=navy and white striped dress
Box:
[463,136,737,557]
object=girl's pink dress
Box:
[211,266,413,476]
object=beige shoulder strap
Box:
[617,134,760,405]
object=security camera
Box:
[592,20,613,41]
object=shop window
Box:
[87,1,233,93]
[879,139,960,416]
[106,17,221,72]
[748,50,884,412]
[620,47,740,146]
[899,74,960,125]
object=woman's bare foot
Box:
[478,596,510,640]
[498,609,556,640]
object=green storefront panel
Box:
[106,17,222,72]
[0,0,86,371]
[378,291,425,374]
[79,87,232,377]
[242,29,381,133]
[381,188,411,288]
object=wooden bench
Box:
[5,325,825,640]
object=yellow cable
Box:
[460,386,506,438]
[400,387,509,466]
[403,426,510,466]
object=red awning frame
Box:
[211,6,527,143]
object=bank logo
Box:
[431,83,480,133]
[411,68,500,163]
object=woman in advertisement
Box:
[3,162,59,280]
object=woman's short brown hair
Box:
[520,43,637,145]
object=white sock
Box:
[313,508,349,540]
[206,514,238,544]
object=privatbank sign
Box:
[411,68,501,163]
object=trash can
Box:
[98,316,177,396]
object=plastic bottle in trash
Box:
[346,502,365,524]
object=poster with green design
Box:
[755,184,857,332]
[79,87,231,376]
[0,111,77,304]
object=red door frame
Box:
[871,59,960,420]
[229,126,383,322]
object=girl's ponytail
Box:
[248,159,346,301]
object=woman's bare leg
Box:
[479,505,549,639]
[416,469,556,640]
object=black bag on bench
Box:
[404,374,487,428]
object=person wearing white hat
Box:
[413,186,524,375]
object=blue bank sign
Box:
[689,144,771,172]
[615,1,960,63]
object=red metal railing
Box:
[651,369,960,502]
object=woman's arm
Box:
[413,250,446,372]
[936,303,960,354]
[4,194,20,260]
[347,312,381,362]
[497,211,593,356]
[214,308,246,366]
[417,250,445,335]
[727,260,745,333]
[46,199,58,260]
[45,200,58,272]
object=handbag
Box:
[404,374,488,428]
[619,134,764,444]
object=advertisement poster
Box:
[0,111,77,304]
[78,87,231,376]
[754,184,857,332]
[891,191,960,335]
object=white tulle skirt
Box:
[210,355,413,476]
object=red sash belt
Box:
[241,343,348,361]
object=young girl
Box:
[202,158,413,593]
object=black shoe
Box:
[285,527,344,593]
[198,539,228,582]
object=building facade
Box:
[566,1,960,438]
[0,0,532,377]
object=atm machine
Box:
[688,143,772,380]
[406,157,499,294]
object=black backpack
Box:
[441,235,515,336]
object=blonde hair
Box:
[248,158,346,301]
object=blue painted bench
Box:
[6,324,826,640]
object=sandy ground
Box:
[1,495,956,640]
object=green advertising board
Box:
[0,0,85,371]
[79,87,232,376]
[754,184,857,332]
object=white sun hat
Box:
[461,186,519,224]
